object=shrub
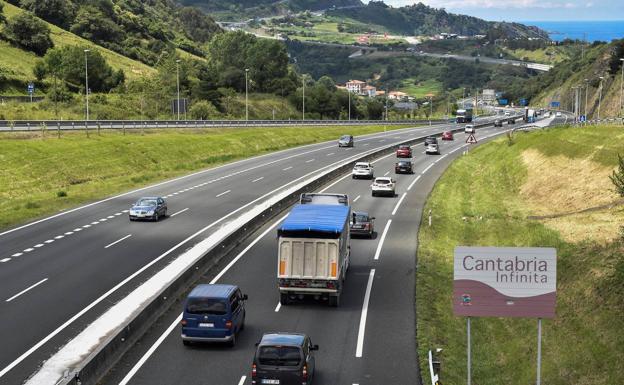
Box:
[56,191,67,197]
[4,13,54,55]
[190,100,219,120]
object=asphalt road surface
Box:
[99,124,510,385]
[0,120,501,384]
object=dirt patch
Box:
[520,149,621,242]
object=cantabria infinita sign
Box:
[453,247,556,318]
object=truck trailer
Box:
[277,204,351,307]
[456,108,473,123]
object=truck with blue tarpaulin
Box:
[277,202,351,307]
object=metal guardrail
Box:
[0,119,449,132]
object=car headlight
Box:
[147,210,154,215]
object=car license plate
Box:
[198,323,214,328]
[261,380,280,384]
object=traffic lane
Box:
[100,128,484,385]
[103,166,403,385]
[0,123,447,246]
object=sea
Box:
[522,20,624,42]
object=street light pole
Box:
[462,87,466,108]
[84,49,90,121]
[598,76,604,121]
[176,59,181,121]
[348,90,351,121]
[429,95,432,125]
[302,75,306,121]
[619,58,624,118]
[245,68,249,121]
[584,78,589,120]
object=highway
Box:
[98,124,510,385]
[0,120,499,384]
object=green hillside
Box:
[417,125,624,385]
[0,1,155,95]
[177,0,362,19]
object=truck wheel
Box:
[280,293,289,306]
[329,294,340,307]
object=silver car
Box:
[129,196,167,221]
[352,162,374,179]
[425,142,440,155]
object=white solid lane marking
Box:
[283,166,293,171]
[373,220,392,261]
[216,190,231,198]
[306,159,315,163]
[274,302,281,312]
[383,171,390,176]
[104,234,132,249]
[23,248,34,252]
[170,208,189,217]
[407,175,421,191]
[421,163,434,174]
[11,253,23,257]
[252,177,264,183]
[119,216,288,385]
[5,278,48,303]
[0,258,11,263]
[353,195,361,202]
[392,193,407,216]
[356,269,375,358]
[238,376,247,385]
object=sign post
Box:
[27,83,34,103]
[453,247,557,385]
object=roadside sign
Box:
[550,101,560,108]
[519,98,528,106]
[579,115,586,122]
[498,98,508,106]
[453,246,557,318]
[466,134,477,144]
[27,83,34,94]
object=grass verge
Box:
[0,124,411,231]
[416,125,624,385]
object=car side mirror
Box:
[243,294,249,300]
[311,344,319,351]
[371,217,376,220]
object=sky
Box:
[381,0,624,21]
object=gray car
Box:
[129,196,167,221]
[338,135,354,147]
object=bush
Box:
[20,0,76,29]
[190,100,219,120]
[4,13,54,55]
[56,191,67,197]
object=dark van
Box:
[252,333,319,385]
[181,284,247,346]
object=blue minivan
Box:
[181,284,248,346]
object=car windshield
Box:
[258,346,302,366]
[136,198,157,206]
[353,213,368,223]
[399,146,410,150]
[340,135,350,140]
[355,164,369,169]
[398,162,410,166]
[186,298,228,315]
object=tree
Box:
[366,98,384,120]
[4,13,54,55]
[178,7,220,43]
[20,0,75,29]
[37,46,124,92]
[610,154,624,197]
[190,100,219,120]
[0,3,6,24]
[70,6,123,45]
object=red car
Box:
[396,145,412,158]
[441,131,454,141]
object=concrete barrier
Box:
[26,122,490,385]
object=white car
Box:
[464,124,475,134]
[371,177,396,197]
[352,162,374,179]
[556,111,562,117]
[425,142,440,155]
[504,110,511,116]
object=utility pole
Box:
[429,95,432,125]
[84,49,90,121]
[462,87,466,108]
[348,89,351,121]
[176,59,181,121]
[385,88,389,121]
[598,76,604,120]
[245,68,249,121]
